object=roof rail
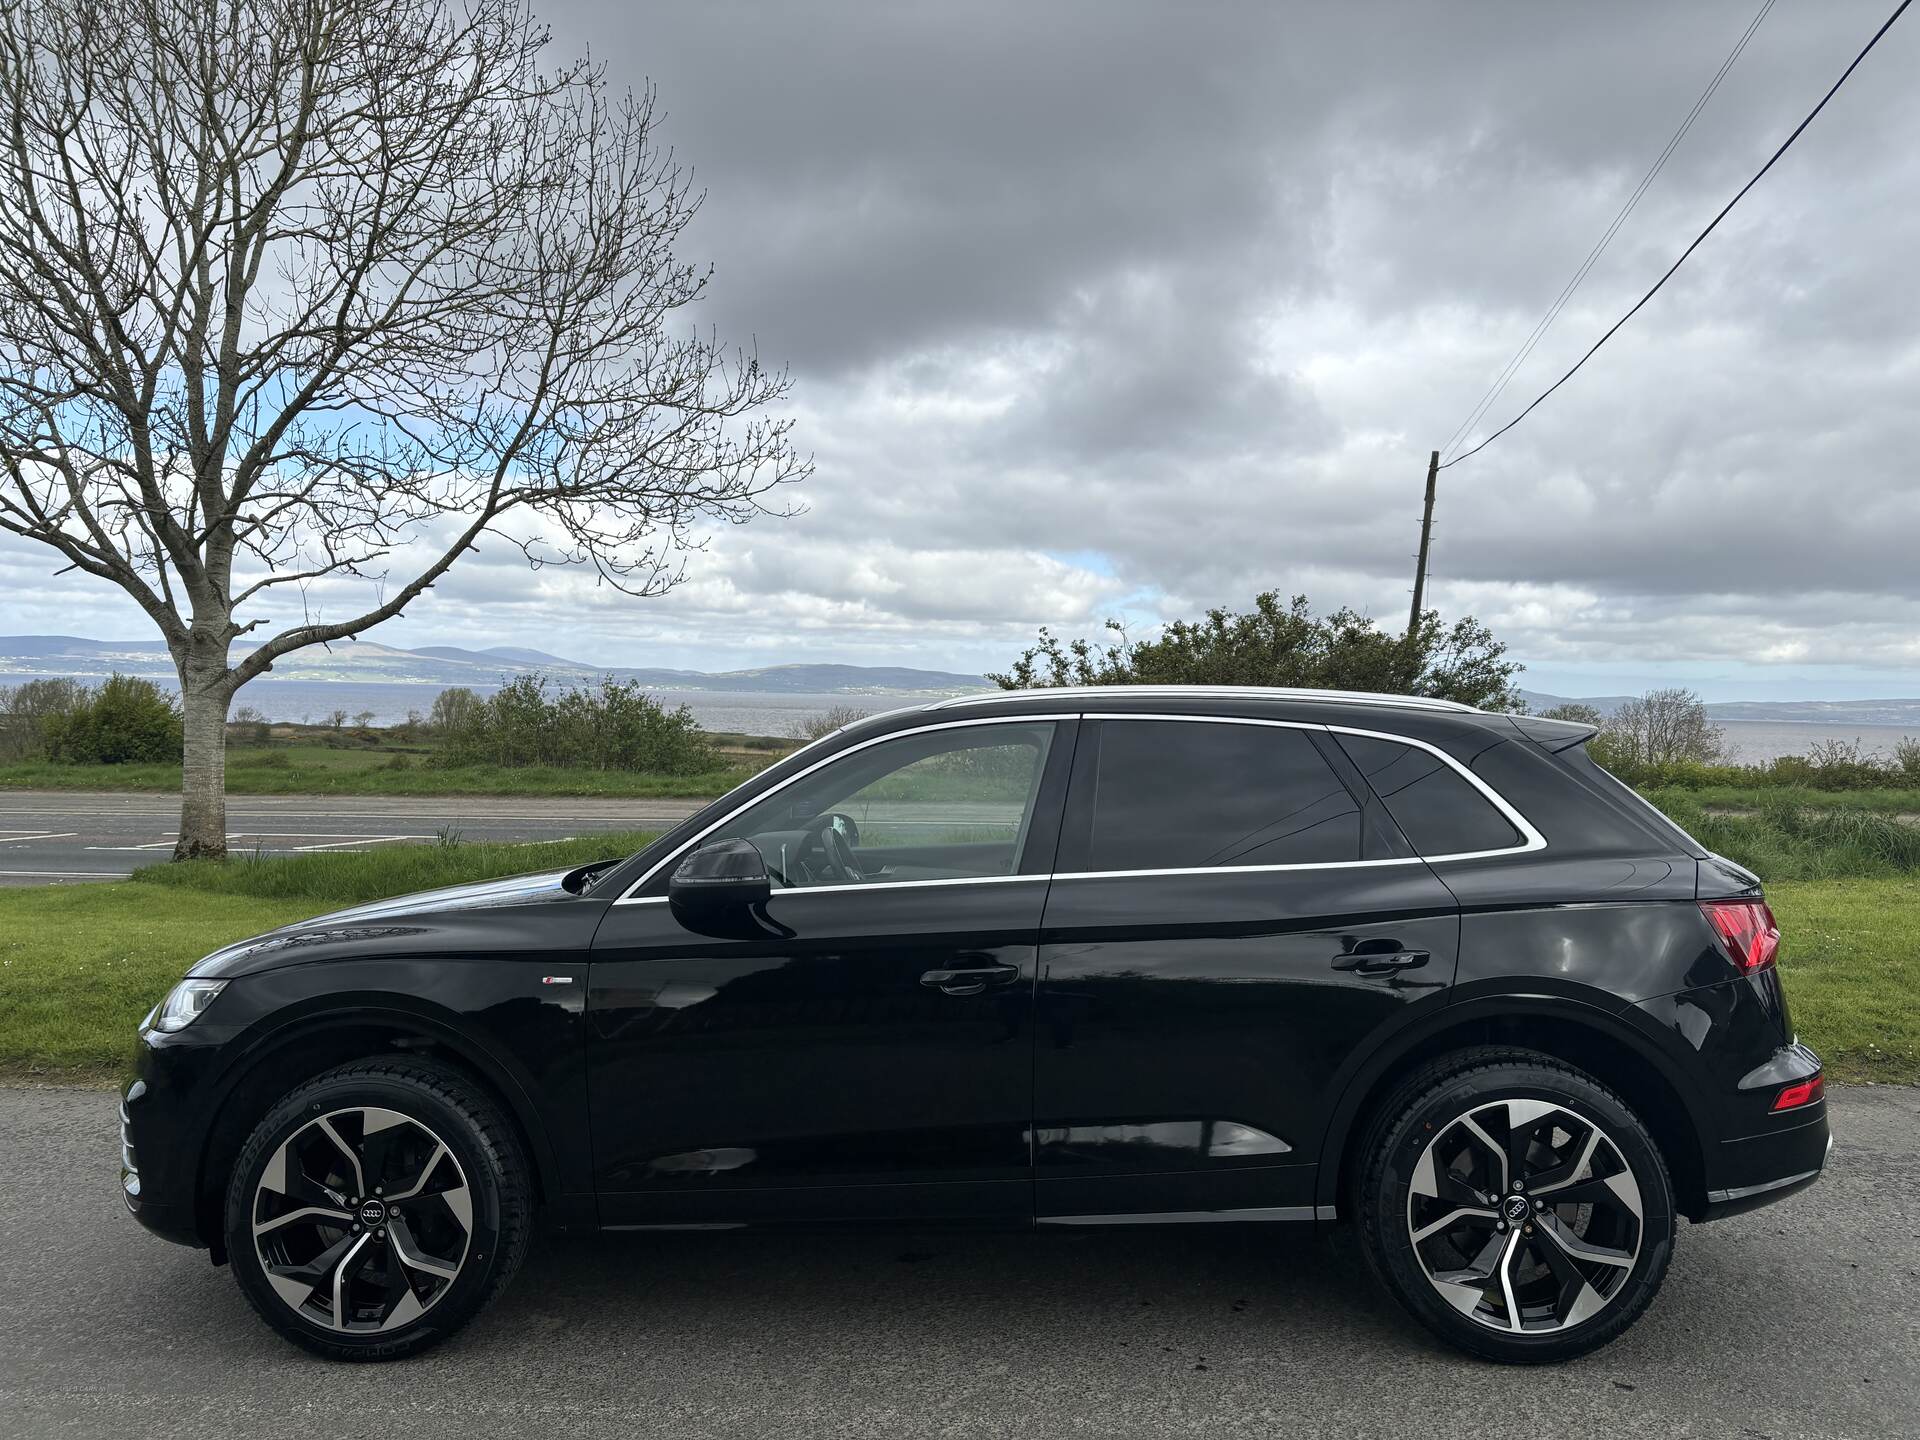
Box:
[929,685,1481,714]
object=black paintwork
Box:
[121,689,1829,1254]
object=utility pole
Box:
[1407,449,1439,638]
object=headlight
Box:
[149,978,227,1033]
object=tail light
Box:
[1700,898,1781,973]
[1771,1074,1824,1112]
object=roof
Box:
[927,685,1481,715]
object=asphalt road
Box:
[0,1085,1913,1439]
[0,790,708,884]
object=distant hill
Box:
[1519,688,1920,728]
[0,635,988,697]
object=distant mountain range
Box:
[6,638,1920,726]
[1518,689,1920,728]
[0,635,989,697]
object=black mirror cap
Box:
[669,838,772,916]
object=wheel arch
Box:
[1318,996,1711,1222]
[194,1003,563,1258]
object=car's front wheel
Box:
[224,1057,532,1361]
[1358,1047,1675,1363]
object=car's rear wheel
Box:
[224,1058,531,1361]
[1358,1047,1675,1363]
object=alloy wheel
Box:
[251,1106,473,1333]
[1406,1097,1643,1334]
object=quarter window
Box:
[1083,720,1361,871]
[702,723,1055,889]
[1335,733,1522,857]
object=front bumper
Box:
[120,1024,230,1251]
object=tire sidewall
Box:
[1367,1063,1675,1362]
[225,1068,513,1359]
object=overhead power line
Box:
[1441,0,1912,471]
[1439,0,1777,464]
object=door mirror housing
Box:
[669,838,772,921]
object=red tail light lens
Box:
[1771,1074,1824,1112]
[1700,898,1781,973]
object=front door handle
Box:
[1331,948,1430,975]
[920,964,1021,996]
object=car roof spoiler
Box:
[1505,714,1601,753]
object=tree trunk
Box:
[175,657,232,861]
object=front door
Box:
[1033,715,1462,1223]
[586,717,1074,1227]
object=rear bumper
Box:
[1696,1105,1831,1223]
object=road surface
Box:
[0,1083,1913,1439]
[0,790,708,884]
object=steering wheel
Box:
[810,812,865,884]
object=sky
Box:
[2,0,1917,700]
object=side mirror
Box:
[669,838,771,922]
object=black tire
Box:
[224,1057,532,1361]
[1357,1046,1675,1364]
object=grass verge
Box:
[0,750,749,798]
[0,830,659,1077]
[1768,878,1920,1085]
[2,849,1912,1086]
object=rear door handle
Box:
[1331,948,1430,975]
[920,965,1021,996]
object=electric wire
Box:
[1442,0,1911,470]
[1439,0,1777,463]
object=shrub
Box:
[0,676,88,759]
[42,673,183,764]
[434,674,716,774]
[1893,736,1920,785]
[789,705,871,743]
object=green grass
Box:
[1769,878,1920,1084]
[130,830,658,905]
[1646,784,1920,816]
[0,885,313,1075]
[3,856,1913,1084]
[1651,792,1920,881]
[0,744,751,798]
[0,830,661,1077]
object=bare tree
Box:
[1603,688,1724,768]
[0,0,806,856]
[788,704,871,744]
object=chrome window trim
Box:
[613,709,1544,905]
[614,715,1077,902]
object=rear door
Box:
[1032,715,1463,1223]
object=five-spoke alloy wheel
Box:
[226,1059,531,1361]
[1360,1048,1675,1364]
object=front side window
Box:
[701,723,1055,889]
[1082,720,1361,871]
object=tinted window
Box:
[706,723,1054,888]
[1335,734,1522,856]
[1085,720,1360,871]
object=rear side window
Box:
[1335,733,1521,857]
[1084,720,1360,871]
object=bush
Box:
[42,674,183,764]
[1603,734,1920,792]
[1656,791,1920,882]
[1894,736,1920,784]
[0,677,88,759]
[789,705,871,743]
[434,674,717,774]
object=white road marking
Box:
[0,832,78,843]
[0,868,128,878]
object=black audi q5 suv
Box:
[122,686,1830,1363]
